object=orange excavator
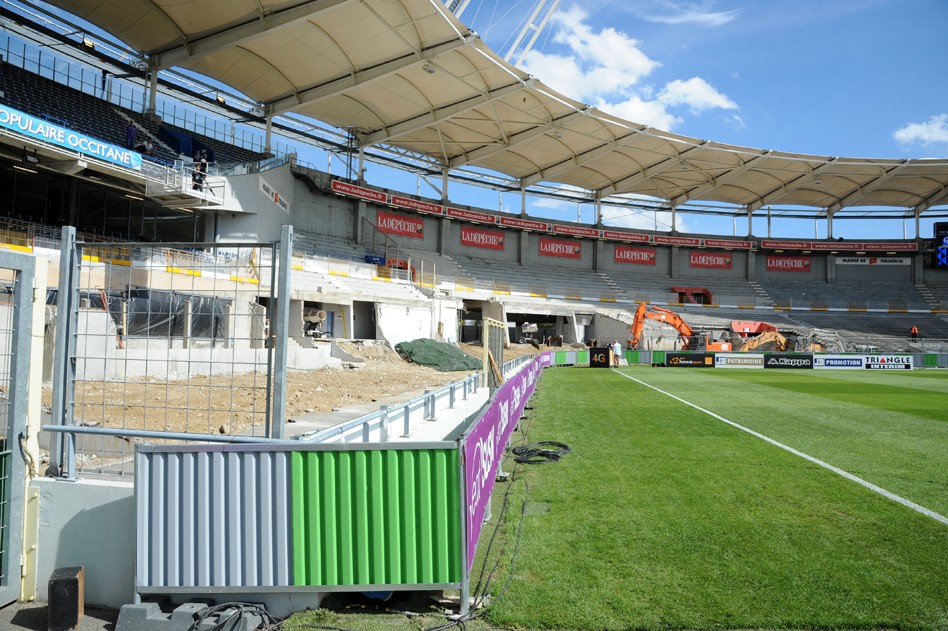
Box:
[629,303,732,351]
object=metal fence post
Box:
[379,406,389,442]
[49,226,78,477]
[270,224,293,439]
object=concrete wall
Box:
[32,478,135,608]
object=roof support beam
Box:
[913,183,948,214]
[447,107,588,169]
[747,159,839,211]
[825,161,909,213]
[272,36,475,117]
[358,76,530,145]
[597,142,708,198]
[671,151,772,206]
[521,128,647,187]
[156,0,353,68]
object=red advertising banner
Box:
[655,235,701,246]
[460,226,505,251]
[614,245,657,265]
[704,239,753,250]
[808,241,862,251]
[760,240,810,250]
[863,242,918,251]
[447,207,496,224]
[539,237,581,259]
[376,210,424,239]
[499,216,549,231]
[390,195,443,215]
[603,230,651,242]
[760,240,918,252]
[552,224,600,237]
[331,180,387,203]
[767,255,811,272]
[689,251,732,269]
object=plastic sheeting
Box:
[125,289,230,339]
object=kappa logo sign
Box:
[865,355,913,370]
[764,354,813,369]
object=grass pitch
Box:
[484,366,948,630]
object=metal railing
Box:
[296,354,532,444]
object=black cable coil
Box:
[511,441,571,464]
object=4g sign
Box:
[590,347,611,368]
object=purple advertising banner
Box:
[463,354,547,570]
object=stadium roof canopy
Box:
[50,0,948,217]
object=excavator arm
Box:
[629,303,694,349]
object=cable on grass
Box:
[186,602,281,631]
[511,441,570,464]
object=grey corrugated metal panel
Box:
[136,450,292,589]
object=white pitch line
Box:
[613,369,948,526]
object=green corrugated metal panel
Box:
[291,449,461,586]
[629,351,640,364]
[554,351,567,365]
[577,350,589,365]
[923,354,937,367]
[653,351,666,364]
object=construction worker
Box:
[910,325,918,341]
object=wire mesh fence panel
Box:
[0,269,15,591]
[59,241,277,477]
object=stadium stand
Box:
[1,62,266,166]
[759,279,931,311]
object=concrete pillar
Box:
[440,217,451,256]
[519,229,528,266]
[264,106,273,156]
[146,59,159,119]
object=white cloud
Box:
[893,114,948,146]
[595,96,682,131]
[518,7,738,133]
[658,77,737,113]
[640,4,739,27]
[521,5,658,102]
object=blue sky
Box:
[466,0,948,158]
[438,0,948,238]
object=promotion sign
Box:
[666,352,713,367]
[614,245,657,265]
[539,237,581,259]
[690,251,732,270]
[714,353,764,369]
[767,255,811,272]
[0,103,142,171]
[764,354,813,369]
[590,347,611,368]
[259,177,289,214]
[391,195,443,215]
[376,210,424,239]
[463,356,544,570]
[814,355,865,370]
[460,226,505,251]
[836,257,910,266]
[865,355,913,370]
[330,179,387,202]
[447,207,496,223]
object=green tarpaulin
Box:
[395,339,481,372]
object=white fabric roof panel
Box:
[50,0,948,216]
